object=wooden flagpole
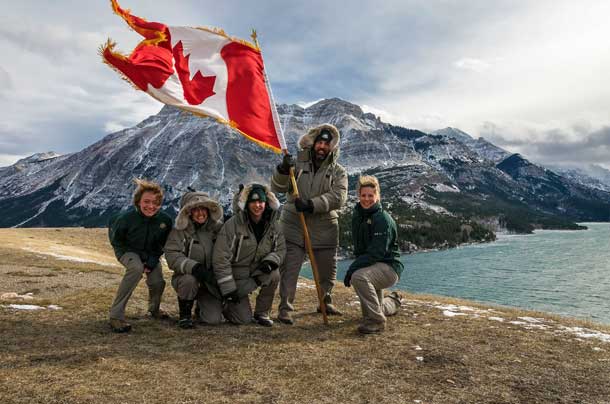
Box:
[253,30,329,325]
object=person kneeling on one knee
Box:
[164,191,224,329]
[343,176,404,334]
[212,184,286,327]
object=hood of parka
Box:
[235,183,281,214]
[298,123,341,165]
[175,191,224,230]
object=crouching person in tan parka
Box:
[164,191,224,328]
[212,184,285,326]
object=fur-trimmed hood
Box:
[235,183,280,213]
[175,191,223,230]
[298,123,341,152]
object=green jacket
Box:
[270,124,348,248]
[212,184,286,297]
[349,202,404,277]
[108,208,173,268]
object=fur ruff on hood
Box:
[298,123,340,151]
[175,192,223,230]
[235,183,280,213]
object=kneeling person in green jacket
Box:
[344,176,404,334]
[108,179,173,333]
[213,184,286,326]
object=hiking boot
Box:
[357,320,385,335]
[147,309,170,320]
[178,299,195,329]
[253,313,274,327]
[109,318,132,333]
[277,310,294,325]
[178,317,195,329]
[388,291,403,307]
[317,303,343,316]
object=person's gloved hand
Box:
[191,263,205,281]
[294,198,314,213]
[278,154,295,175]
[256,260,278,274]
[223,290,240,304]
[344,269,355,288]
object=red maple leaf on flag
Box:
[172,41,216,105]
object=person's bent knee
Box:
[351,271,368,285]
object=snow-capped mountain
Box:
[548,164,610,193]
[1,98,609,228]
[433,127,510,163]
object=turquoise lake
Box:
[302,222,610,324]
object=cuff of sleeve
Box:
[310,196,329,213]
[179,258,198,275]
[218,277,237,296]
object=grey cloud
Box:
[480,122,610,167]
[0,67,12,98]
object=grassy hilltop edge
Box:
[1,228,609,404]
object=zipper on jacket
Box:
[233,234,244,263]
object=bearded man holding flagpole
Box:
[271,125,348,325]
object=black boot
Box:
[178,299,195,329]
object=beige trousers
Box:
[278,242,336,313]
[109,252,166,320]
[351,262,399,324]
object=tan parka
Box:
[270,124,348,248]
[212,184,286,297]
[164,192,223,276]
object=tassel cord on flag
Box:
[253,31,329,325]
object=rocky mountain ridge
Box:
[1,98,608,240]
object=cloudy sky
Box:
[1,0,609,168]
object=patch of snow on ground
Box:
[1,292,34,300]
[2,304,63,311]
[488,317,505,322]
[557,326,610,343]
[3,304,44,310]
[443,310,467,317]
[296,282,316,289]
[509,320,549,330]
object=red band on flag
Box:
[221,42,280,151]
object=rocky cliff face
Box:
[0,98,608,228]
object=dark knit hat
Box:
[314,128,333,143]
[247,184,267,203]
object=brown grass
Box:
[1,228,609,404]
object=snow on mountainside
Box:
[549,164,610,193]
[433,127,510,163]
[0,98,609,228]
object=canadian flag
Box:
[101,0,285,152]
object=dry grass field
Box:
[1,228,609,404]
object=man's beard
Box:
[315,151,328,163]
